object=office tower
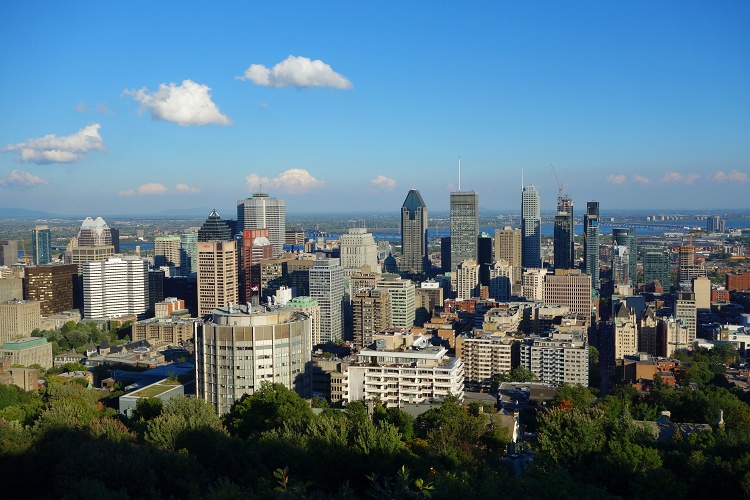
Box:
[613,302,638,360]
[522,268,546,301]
[0,277,23,302]
[352,288,391,350]
[477,233,493,286]
[109,227,120,253]
[77,217,112,246]
[195,303,312,415]
[163,276,198,316]
[23,264,77,315]
[494,228,521,284]
[285,228,305,249]
[149,269,165,312]
[675,290,697,345]
[692,276,711,310]
[401,189,429,275]
[543,271,592,318]
[440,237,451,273]
[612,228,637,286]
[340,227,379,277]
[0,240,19,266]
[553,194,574,270]
[678,244,705,284]
[288,296,321,346]
[197,240,238,317]
[449,191,479,273]
[198,210,232,243]
[521,185,541,268]
[488,260,513,301]
[519,332,589,386]
[380,275,416,330]
[240,229,273,302]
[82,257,149,320]
[309,254,345,343]
[32,226,52,265]
[154,236,182,268]
[454,259,480,300]
[0,300,41,344]
[287,258,314,297]
[179,231,198,276]
[237,192,286,256]
[706,215,725,233]
[583,202,600,289]
[643,250,671,290]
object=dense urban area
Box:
[1,192,750,499]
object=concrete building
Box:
[494,228,521,284]
[519,332,588,386]
[638,306,659,356]
[0,277,23,302]
[612,228,637,287]
[197,209,232,243]
[197,240,238,317]
[543,271,592,318]
[352,288,390,350]
[583,202,600,289]
[237,192,286,256]
[454,259,480,300]
[380,275,416,330]
[288,296,321,346]
[456,332,516,391]
[0,240,19,266]
[450,190,479,273]
[309,254,345,343]
[674,290,697,347]
[662,316,691,357]
[195,303,313,415]
[488,260,513,301]
[1,337,53,369]
[0,300,41,344]
[342,331,464,407]
[521,185,541,269]
[706,215,725,234]
[340,227,379,277]
[179,231,198,277]
[692,276,711,311]
[522,268,546,301]
[678,244,705,285]
[553,194,574,270]
[154,236,182,269]
[132,317,197,344]
[23,263,77,315]
[613,302,638,361]
[401,189,429,275]
[612,245,632,295]
[0,357,38,391]
[154,297,187,318]
[83,257,149,320]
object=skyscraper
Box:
[179,231,198,277]
[449,191,479,273]
[154,236,182,269]
[32,226,52,265]
[553,194,574,270]
[521,185,541,269]
[583,202,600,289]
[237,192,286,257]
[494,228,521,283]
[612,228,637,287]
[82,257,149,320]
[643,250,671,290]
[77,217,112,246]
[198,210,232,243]
[197,240,238,317]
[309,254,345,343]
[340,227,379,277]
[240,229,273,302]
[352,288,390,350]
[400,189,428,275]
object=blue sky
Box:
[1,1,748,215]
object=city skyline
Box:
[1,2,749,215]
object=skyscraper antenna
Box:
[521,166,524,190]
[458,156,461,191]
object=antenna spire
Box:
[458,156,461,191]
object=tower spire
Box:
[458,156,461,191]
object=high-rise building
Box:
[197,240,238,317]
[309,254,345,343]
[449,191,479,273]
[23,264,77,315]
[400,189,429,275]
[154,236,182,269]
[288,296,321,346]
[339,228,379,277]
[198,210,232,243]
[237,193,286,257]
[240,229,273,302]
[455,332,515,391]
[692,276,711,311]
[0,300,41,344]
[77,217,112,246]
[488,260,513,301]
[553,194,574,270]
[643,250,671,290]
[195,303,312,415]
[543,271,592,318]
[522,268,547,301]
[352,288,391,350]
[706,215,725,234]
[494,228,521,284]
[678,244,705,285]
[519,332,588,386]
[674,290,697,346]
[583,202,600,289]
[380,275,416,330]
[638,305,659,356]
[521,185,541,268]
[611,245,631,294]
[32,226,52,265]
[179,231,198,277]
[454,259,480,300]
[612,228,637,287]
[477,233,493,286]
[82,257,149,320]
[613,302,638,360]
[0,240,19,266]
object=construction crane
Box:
[551,164,564,199]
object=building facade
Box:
[155,236,182,269]
[543,271,592,318]
[521,185,541,269]
[339,228,379,277]
[32,226,52,265]
[309,255,345,343]
[352,288,391,350]
[583,202,600,289]
[401,189,429,275]
[197,210,232,243]
[553,194,574,270]
[449,191,479,273]
[83,257,149,320]
[0,300,41,344]
[455,332,515,391]
[23,264,77,315]
[380,275,416,330]
[519,333,588,386]
[197,240,238,317]
[237,193,286,256]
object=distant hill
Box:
[0,207,60,218]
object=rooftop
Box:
[2,337,47,350]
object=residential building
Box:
[519,332,588,386]
[179,231,198,276]
[401,189,429,275]
[450,191,479,273]
[380,275,416,330]
[521,185,541,268]
[0,300,41,344]
[553,194,574,270]
[0,277,23,302]
[83,257,149,320]
[678,244,705,285]
[612,245,632,294]
[727,272,750,292]
[197,240,238,317]
[613,302,638,360]
[613,228,637,287]
[583,202,600,289]
[454,259,480,300]
[522,268,546,301]
[309,254,345,343]
[455,332,516,391]
[638,306,659,356]
[237,192,286,256]
[352,288,390,350]
[154,297,187,318]
[23,264,77,315]
[661,316,691,357]
[692,276,711,311]
[1,337,53,369]
[132,317,197,344]
[195,303,313,415]
[674,290,697,347]
[706,215,725,234]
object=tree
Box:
[536,406,608,468]
[223,383,313,439]
[553,383,597,408]
[144,396,225,451]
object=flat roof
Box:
[2,337,47,350]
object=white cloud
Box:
[237,55,353,89]
[661,172,684,183]
[123,80,231,126]
[713,170,748,183]
[118,189,136,197]
[245,168,324,194]
[138,183,168,195]
[370,175,396,191]
[0,169,48,187]
[3,123,106,164]
[176,183,200,194]
[632,174,651,184]
[606,174,627,185]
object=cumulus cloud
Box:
[123,80,231,126]
[660,171,702,184]
[0,169,48,187]
[370,175,396,191]
[138,183,168,195]
[606,174,627,185]
[3,123,106,164]
[176,183,200,193]
[237,55,353,89]
[118,189,136,197]
[713,170,748,183]
[632,174,651,184]
[245,168,325,194]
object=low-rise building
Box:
[132,317,198,345]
